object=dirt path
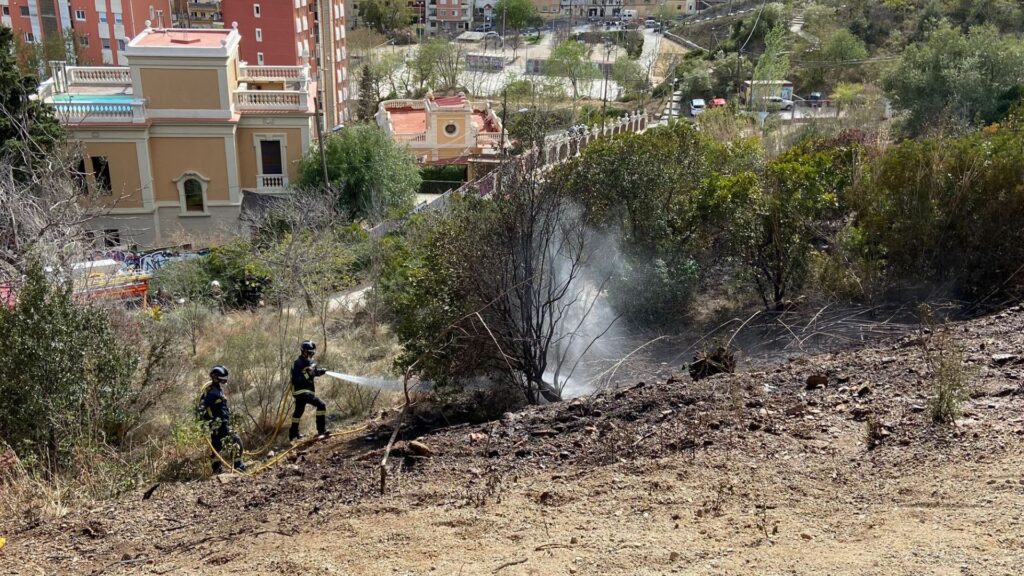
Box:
[6,307,1024,575]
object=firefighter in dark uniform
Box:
[290,340,329,441]
[199,364,245,473]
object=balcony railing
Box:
[234,89,309,111]
[67,66,132,86]
[393,132,427,144]
[476,133,500,149]
[52,100,146,124]
[238,64,309,82]
[257,174,289,191]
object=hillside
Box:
[5,307,1024,575]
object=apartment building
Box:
[426,0,470,36]
[37,24,316,247]
[174,0,223,27]
[2,0,175,65]
[222,0,349,128]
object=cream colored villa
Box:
[375,92,504,165]
[38,22,315,247]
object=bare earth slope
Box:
[5,308,1024,575]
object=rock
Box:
[758,408,769,418]
[836,374,850,384]
[856,385,872,397]
[530,428,558,437]
[992,354,1018,366]
[469,432,488,443]
[407,440,435,457]
[881,357,896,364]
[837,386,850,395]
[805,374,828,389]
[910,404,926,413]
[800,532,814,541]
[785,404,805,417]
[669,551,680,562]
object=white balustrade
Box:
[52,101,146,123]
[67,66,132,86]
[393,132,427,144]
[257,174,288,190]
[234,90,308,111]
[238,64,309,82]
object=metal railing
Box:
[234,89,309,111]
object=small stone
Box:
[805,374,828,389]
[758,408,769,418]
[910,404,926,413]
[856,385,872,397]
[800,532,814,540]
[407,440,435,457]
[992,354,1018,366]
[669,551,680,562]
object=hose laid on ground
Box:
[206,421,370,478]
[242,389,292,457]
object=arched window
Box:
[183,178,204,212]
[174,171,211,214]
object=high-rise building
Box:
[2,0,176,65]
[222,0,349,129]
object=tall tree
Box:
[1,26,64,181]
[361,0,414,34]
[413,39,463,92]
[749,24,791,111]
[356,65,380,121]
[296,124,420,222]
[547,40,597,106]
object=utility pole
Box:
[600,39,610,131]
[499,87,508,153]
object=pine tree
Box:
[0,26,63,180]
[357,65,379,122]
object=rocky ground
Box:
[4,307,1024,575]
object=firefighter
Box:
[199,365,245,473]
[290,340,329,441]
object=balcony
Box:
[234,90,310,112]
[257,174,289,191]
[52,100,147,124]
[66,66,132,86]
[238,64,309,83]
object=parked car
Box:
[710,97,727,107]
[521,27,539,36]
[474,23,494,32]
[763,95,795,111]
[807,92,825,107]
[644,19,658,28]
[690,98,707,117]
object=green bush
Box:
[152,239,272,309]
[0,263,138,469]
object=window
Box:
[99,11,107,23]
[101,38,111,49]
[444,122,458,136]
[255,27,263,42]
[25,32,34,42]
[259,140,283,175]
[183,179,204,212]
[19,6,29,16]
[174,172,210,214]
[75,8,86,20]
[103,229,121,248]
[253,3,261,17]
[73,158,88,194]
[2,6,9,15]
[256,52,264,65]
[117,39,125,50]
[79,35,89,47]
[90,156,111,194]
[114,12,122,24]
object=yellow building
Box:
[375,92,504,165]
[37,23,316,247]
